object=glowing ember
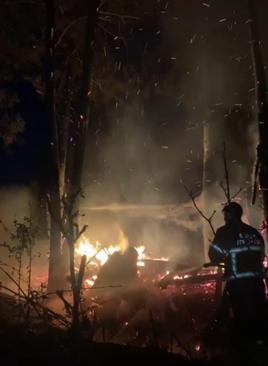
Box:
[135,245,145,260]
[85,275,98,288]
[173,274,191,280]
[137,261,145,267]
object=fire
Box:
[85,275,98,287]
[173,274,191,280]
[75,236,146,266]
[75,234,169,287]
[136,245,145,267]
[76,237,120,266]
[75,235,168,268]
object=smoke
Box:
[82,95,203,264]
[82,1,268,265]
[0,186,31,232]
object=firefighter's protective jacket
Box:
[209,222,265,281]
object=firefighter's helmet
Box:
[222,202,243,220]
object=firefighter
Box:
[208,202,266,345]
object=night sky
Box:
[1,1,268,191]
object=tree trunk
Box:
[61,1,100,330]
[201,56,212,261]
[65,0,100,198]
[248,0,268,245]
[202,120,211,261]
[46,0,64,291]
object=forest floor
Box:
[0,292,268,366]
[1,268,268,366]
[0,325,267,366]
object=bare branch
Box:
[184,185,216,235]
[252,158,260,205]
[219,181,228,199]
[73,225,88,245]
[76,255,87,298]
[231,187,243,201]
[209,210,217,221]
[220,143,243,204]
[56,290,73,315]
[0,284,23,298]
[98,0,107,10]
[55,16,86,48]
[100,11,141,21]
[47,195,68,238]
[98,23,121,39]
[222,142,231,203]
[55,11,140,48]
[0,265,27,298]
[0,270,59,322]
[0,220,9,233]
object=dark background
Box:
[0,0,267,264]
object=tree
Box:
[0,0,149,290]
[45,0,101,291]
[45,0,71,290]
[248,0,268,244]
